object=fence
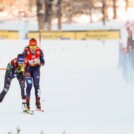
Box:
[0,30,120,40]
[27,30,120,40]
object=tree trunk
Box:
[113,0,117,19]
[36,0,45,30]
[102,0,106,25]
[57,0,62,30]
[89,0,93,23]
[125,0,129,11]
[89,8,93,23]
[45,0,53,31]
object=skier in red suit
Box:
[23,38,45,111]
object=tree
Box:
[56,0,62,30]
[113,0,117,19]
[36,0,45,30]
[125,0,129,11]
[89,0,93,23]
[102,0,107,25]
[45,0,54,31]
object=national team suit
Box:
[0,54,28,102]
[22,38,45,110]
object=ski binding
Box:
[23,110,34,115]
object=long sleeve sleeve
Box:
[40,49,45,66]
[22,49,27,57]
[8,61,15,77]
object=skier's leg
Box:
[33,69,41,109]
[17,76,26,100]
[0,71,12,102]
[25,72,32,109]
[17,75,27,111]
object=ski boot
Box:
[26,97,30,110]
[0,90,7,102]
[36,97,44,112]
[22,97,34,115]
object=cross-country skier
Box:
[0,54,28,110]
[23,38,45,111]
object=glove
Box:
[13,74,17,77]
[16,66,25,73]
[41,62,45,66]
[10,73,17,79]
[20,66,25,72]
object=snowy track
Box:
[0,40,134,134]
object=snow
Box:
[0,40,134,134]
[0,21,134,134]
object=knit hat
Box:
[17,54,25,64]
[29,38,37,46]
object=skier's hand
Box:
[10,73,17,79]
[16,68,21,73]
[13,74,17,77]
[40,62,45,67]
[16,66,25,73]
[20,66,25,72]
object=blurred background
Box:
[1,1,134,134]
[0,0,133,30]
[0,0,133,40]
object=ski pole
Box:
[0,68,9,70]
[39,29,42,48]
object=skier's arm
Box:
[8,61,15,78]
[40,50,45,66]
[22,49,27,57]
[24,61,29,72]
[16,65,25,73]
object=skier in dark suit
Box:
[0,54,28,111]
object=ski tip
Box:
[23,110,34,115]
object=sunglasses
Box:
[29,46,37,49]
[18,61,25,65]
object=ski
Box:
[23,110,34,115]
[35,109,44,112]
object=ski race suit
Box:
[23,45,45,109]
[0,57,28,102]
